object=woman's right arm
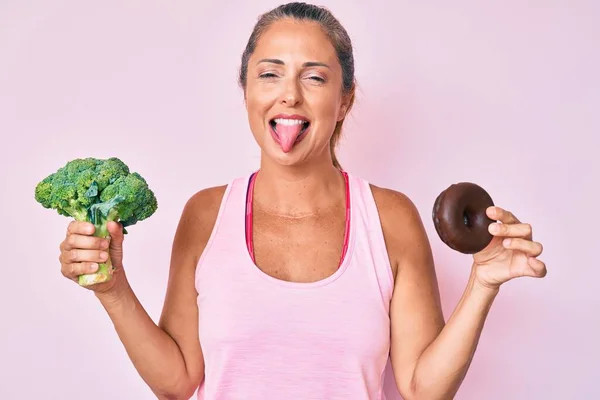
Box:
[61,186,225,400]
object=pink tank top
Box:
[195,171,394,399]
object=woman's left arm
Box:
[378,189,546,400]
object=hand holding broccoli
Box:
[35,157,158,287]
[59,220,126,292]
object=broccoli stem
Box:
[64,201,88,222]
[76,208,120,287]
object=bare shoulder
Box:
[165,182,229,280]
[160,183,229,316]
[369,184,420,218]
[369,184,432,279]
[177,184,229,256]
[185,184,228,218]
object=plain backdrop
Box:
[1,1,598,399]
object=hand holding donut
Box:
[471,206,546,290]
[432,183,546,290]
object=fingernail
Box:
[503,238,512,246]
[100,252,108,260]
[490,223,499,233]
[90,263,99,272]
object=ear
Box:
[337,93,352,122]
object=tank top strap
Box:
[194,173,254,276]
[346,173,395,311]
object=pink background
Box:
[1,1,598,399]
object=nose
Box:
[280,78,302,107]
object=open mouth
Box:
[269,118,311,142]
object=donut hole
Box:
[462,207,481,230]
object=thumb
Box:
[106,221,125,248]
[106,221,125,269]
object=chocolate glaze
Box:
[432,182,495,254]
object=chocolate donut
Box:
[432,182,495,254]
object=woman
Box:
[58,3,546,399]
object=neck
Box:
[253,154,345,217]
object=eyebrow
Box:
[257,58,331,69]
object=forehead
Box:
[252,19,338,64]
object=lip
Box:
[269,113,311,122]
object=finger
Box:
[486,206,521,224]
[489,222,533,240]
[61,249,109,264]
[62,234,110,251]
[107,221,123,237]
[528,257,547,278]
[62,262,100,280]
[107,221,125,245]
[502,237,543,257]
[67,220,95,236]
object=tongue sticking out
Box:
[275,123,304,153]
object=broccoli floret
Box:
[34,157,158,286]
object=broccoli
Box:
[34,157,158,286]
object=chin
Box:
[264,145,307,167]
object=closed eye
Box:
[259,73,325,83]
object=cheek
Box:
[311,93,342,125]
[311,86,340,110]
[246,88,273,118]
[245,100,266,126]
